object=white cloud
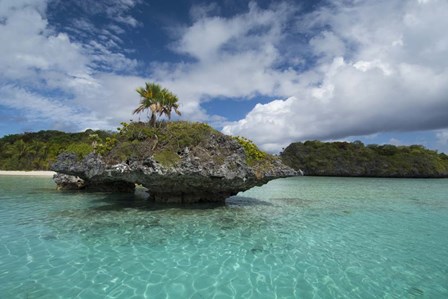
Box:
[150,2,300,121]
[70,73,146,122]
[309,31,346,60]
[189,3,221,20]
[223,0,448,152]
[2,0,448,154]
[51,1,140,74]
[0,84,108,131]
[57,0,141,28]
[0,0,47,17]
[0,4,89,84]
[0,0,145,132]
[435,129,448,154]
[388,138,402,146]
[436,130,448,145]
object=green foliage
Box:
[234,136,267,165]
[159,121,214,151]
[64,143,92,159]
[102,120,275,169]
[97,136,118,156]
[91,120,217,164]
[0,120,276,173]
[116,121,213,150]
[0,130,112,170]
[153,150,181,167]
[118,121,155,141]
[133,82,181,126]
[281,141,448,178]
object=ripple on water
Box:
[0,176,448,298]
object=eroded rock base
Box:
[53,173,135,193]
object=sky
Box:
[1,0,448,153]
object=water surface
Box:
[0,176,447,298]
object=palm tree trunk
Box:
[149,113,157,127]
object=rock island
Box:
[51,121,298,203]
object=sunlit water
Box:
[0,176,447,298]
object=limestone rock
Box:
[53,173,86,190]
[51,124,299,203]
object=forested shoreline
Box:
[281,141,448,178]
[2,131,448,178]
[0,130,112,170]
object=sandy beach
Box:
[0,170,56,177]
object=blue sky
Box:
[1,0,448,153]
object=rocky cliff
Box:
[51,121,298,203]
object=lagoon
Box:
[0,176,447,298]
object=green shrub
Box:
[97,136,118,156]
[116,120,214,152]
[153,150,180,166]
[234,136,267,165]
[64,143,92,159]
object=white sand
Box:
[0,170,56,177]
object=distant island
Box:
[281,140,448,178]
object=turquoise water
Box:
[0,176,447,298]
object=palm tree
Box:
[5,140,36,169]
[133,82,181,127]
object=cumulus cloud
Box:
[0,0,144,132]
[69,73,146,123]
[0,84,109,131]
[0,2,89,84]
[150,2,301,121]
[223,0,448,151]
[2,0,448,152]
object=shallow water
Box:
[0,176,447,298]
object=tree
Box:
[4,139,36,169]
[89,134,101,153]
[133,82,181,126]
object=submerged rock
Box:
[51,122,298,203]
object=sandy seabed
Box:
[0,170,56,177]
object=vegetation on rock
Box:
[50,121,296,202]
[281,140,448,178]
[105,120,219,165]
[234,136,266,165]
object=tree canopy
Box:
[281,141,448,178]
[133,82,181,126]
[0,130,111,170]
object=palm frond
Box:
[133,82,182,125]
